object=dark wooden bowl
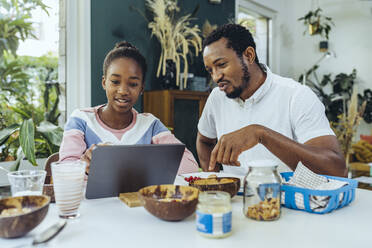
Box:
[189,177,240,198]
[43,184,55,203]
[138,185,199,221]
[0,195,50,238]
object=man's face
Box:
[203,38,250,99]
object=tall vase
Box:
[159,60,177,90]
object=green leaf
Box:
[0,123,19,145]
[19,119,36,166]
[36,121,63,146]
[10,147,24,171]
[8,105,31,119]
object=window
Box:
[65,0,91,117]
[235,0,276,67]
[17,0,59,57]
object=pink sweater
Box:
[59,106,199,175]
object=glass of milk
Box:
[7,170,46,196]
[51,160,86,219]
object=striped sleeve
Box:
[151,119,170,136]
[59,110,89,162]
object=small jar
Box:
[243,160,282,221]
[196,191,232,238]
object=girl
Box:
[59,41,199,174]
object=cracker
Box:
[119,192,143,207]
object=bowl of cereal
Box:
[189,175,240,198]
[138,185,199,221]
[0,195,50,238]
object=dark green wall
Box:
[91,0,235,111]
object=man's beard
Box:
[226,58,250,99]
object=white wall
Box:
[246,0,296,77]
[248,0,372,137]
[291,0,372,137]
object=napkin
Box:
[282,162,348,212]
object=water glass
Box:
[51,160,86,219]
[7,170,46,197]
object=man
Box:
[196,24,346,177]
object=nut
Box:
[246,197,280,221]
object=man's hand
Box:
[209,125,263,170]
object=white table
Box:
[1,178,372,248]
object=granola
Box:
[246,197,280,221]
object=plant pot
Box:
[159,60,177,90]
[43,184,55,203]
[309,23,319,35]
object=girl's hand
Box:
[80,144,97,174]
[80,142,113,174]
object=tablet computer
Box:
[85,143,185,199]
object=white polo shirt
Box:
[198,66,334,175]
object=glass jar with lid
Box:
[196,191,232,238]
[243,160,282,221]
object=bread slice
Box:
[119,192,143,207]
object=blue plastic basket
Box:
[280,172,358,214]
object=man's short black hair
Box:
[203,23,259,64]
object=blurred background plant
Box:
[0,0,49,57]
[331,89,366,169]
[145,0,202,89]
[299,67,358,123]
[0,0,62,170]
[298,7,334,40]
[201,19,217,39]
[297,6,371,168]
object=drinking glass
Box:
[51,160,86,219]
[7,170,46,197]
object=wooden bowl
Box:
[138,185,199,221]
[189,177,240,198]
[0,195,50,238]
[43,184,55,203]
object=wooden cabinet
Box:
[143,90,209,161]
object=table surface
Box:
[1,175,372,248]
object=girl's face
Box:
[102,58,144,114]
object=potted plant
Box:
[358,89,372,124]
[298,8,334,40]
[0,54,62,171]
[300,67,358,123]
[331,89,366,177]
[145,0,202,89]
[0,1,62,172]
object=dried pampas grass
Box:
[146,0,202,88]
[331,88,366,165]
